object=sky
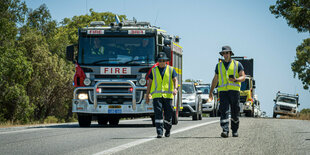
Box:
[25,0,310,116]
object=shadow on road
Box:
[174,136,221,139]
[41,123,153,129]
[112,137,155,140]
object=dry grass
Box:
[0,121,41,128]
[297,113,310,120]
[279,113,310,121]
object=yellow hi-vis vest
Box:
[218,60,241,92]
[150,65,174,99]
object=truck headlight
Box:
[139,78,146,86]
[245,102,251,106]
[84,78,91,86]
[78,93,88,100]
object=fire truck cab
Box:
[66,17,183,127]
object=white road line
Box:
[93,119,219,155]
[0,128,49,135]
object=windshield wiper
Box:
[92,59,118,65]
[123,59,148,65]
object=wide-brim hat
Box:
[157,52,169,61]
[219,46,234,56]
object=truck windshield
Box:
[278,97,296,104]
[182,84,195,94]
[78,37,155,65]
[241,79,250,91]
[196,86,210,94]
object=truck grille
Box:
[88,82,143,104]
[280,105,292,111]
[240,96,247,103]
[95,75,137,79]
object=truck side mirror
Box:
[273,99,276,102]
[298,103,300,106]
[163,46,171,59]
[66,45,75,62]
[253,85,256,89]
[164,38,171,45]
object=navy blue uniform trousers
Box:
[153,97,173,135]
[219,90,240,133]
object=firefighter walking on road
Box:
[146,52,178,138]
[209,46,246,138]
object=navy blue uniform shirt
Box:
[215,60,244,75]
[148,66,177,80]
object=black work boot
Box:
[221,132,228,138]
[165,130,170,137]
[157,134,163,138]
[232,132,238,137]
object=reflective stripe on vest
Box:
[218,60,241,92]
[150,65,174,99]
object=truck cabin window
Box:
[182,84,195,94]
[241,79,250,91]
[278,97,296,104]
[78,37,155,65]
[196,86,210,94]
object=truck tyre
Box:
[98,116,108,125]
[245,111,251,117]
[192,113,198,120]
[210,112,214,117]
[273,113,277,118]
[109,117,120,125]
[199,103,203,120]
[172,111,179,125]
[151,115,155,127]
[198,112,202,120]
[78,114,92,127]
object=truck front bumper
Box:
[72,80,153,114]
[202,102,214,113]
[274,110,297,116]
[179,103,196,116]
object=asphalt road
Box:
[0,117,309,155]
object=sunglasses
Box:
[221,52,230,55]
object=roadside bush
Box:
[44,116,58,124]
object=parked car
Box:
[180,82,202,120]
[195,84,218,117]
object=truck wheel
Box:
[198,104,202,120]
[151,115,155,127]
[78,114,92,127]
[192,113,198,120]
[273,113,277,118]
[198,112,202,120]
[109,117,120,125]
[214,109,217,117]
[172,111,179,125]
[98,116,108,125]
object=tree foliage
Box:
[291,38,310,90]
[0,0,126,124]
[270,0,310,91]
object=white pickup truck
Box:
[273,92,300,118]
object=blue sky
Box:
[25,0,309,116]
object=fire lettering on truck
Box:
[128,30,145,34]
[100,67,131,75]
[87,30,104,34]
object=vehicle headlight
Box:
[245,102,251,106]
[83,78,91,86]
[78,93,88,100]
[188,96,195,102]
[139,78,147,86]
